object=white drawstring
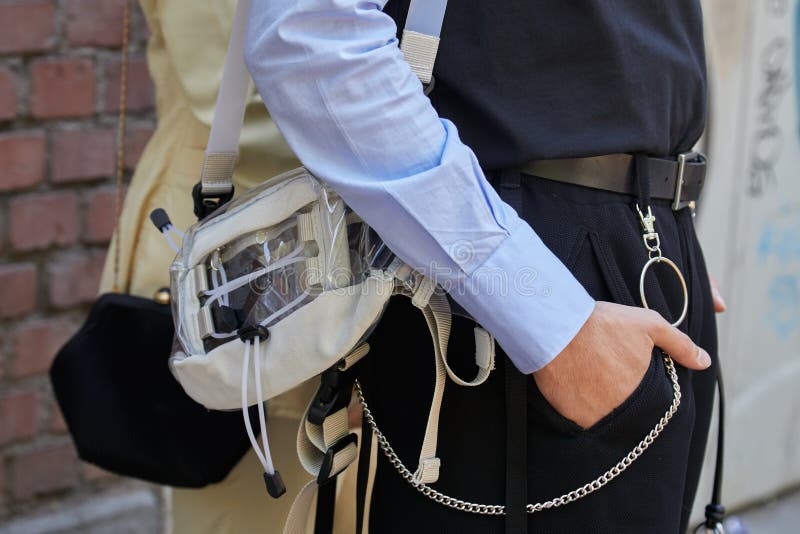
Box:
[253,336,273,473]
[162,228,180,253]
[166,223,185,238]
[241,338,275,474]
[258,288,311,327]
[211,262,230,307]
[203,243,307,308]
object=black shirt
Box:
[385,0,708,171]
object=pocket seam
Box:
[587,230,637,307]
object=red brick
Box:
[11,318,76,378]
[9,444,77,500]
[9,192,80,252]
[52,128,115,183]
[30,58,96,119]
[84,187,117,243]
[0,132,46,192]
[0,2,56,54]
[65,0,125,47]
[0,391,39,447]
[124,124,154,170]
[0,263,37,318]
[48,250,106,308]
[0,66,16,120]
[105,56,154,112]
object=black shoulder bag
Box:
[50,0,256,488]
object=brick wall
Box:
[0,0,160,527]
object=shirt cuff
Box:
[450,219,596,374]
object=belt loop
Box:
[634,154,651,207]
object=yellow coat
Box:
[98,1,332,532]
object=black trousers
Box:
[355,170,719,533]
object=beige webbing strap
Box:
[286,344,369,534]
[283,480,317,534]
[407,275,495,485]
[361,431,378,534]
[411,288,450,484]
[400,30,440,85]
[286,405,355,534]
[199,0,252,197]
[441,327,495,387]
[200,0,448,199]
[200,152,239,196]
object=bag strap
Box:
[111,0,132,292]
[195,0,450,217]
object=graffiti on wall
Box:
[758,205,800,337]
[748,0,795,196]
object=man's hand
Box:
[709,274,726,313]
[533,301,711,429]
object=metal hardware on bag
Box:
[673,151,700,211]
[356,355,681,515]
[636,204,661,258]
[635,204,689,327]
[210,249,222,271]
[153,287,171,305]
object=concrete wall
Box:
[694,0,800,518]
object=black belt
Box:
[520,151,707,210]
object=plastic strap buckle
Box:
[317,433,358,485]
[192,182,234,220]
[308,368,342,425]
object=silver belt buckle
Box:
[672,151,704,211]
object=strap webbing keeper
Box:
[400,29,441,85]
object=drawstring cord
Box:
[240,332,286,498]
[241,338,275,474]
[162,224,184,253]
[202,243,307,308]
[695,366,727,533]
[257,288,311,327]
[211,261,230,307]
[149,208,185,253]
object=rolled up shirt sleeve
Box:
[243,0,595,373]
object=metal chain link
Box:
[355,354,682,516]
[111,0,131,293]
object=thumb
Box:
[647,313,711,370]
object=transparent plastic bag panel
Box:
[201,202,374,347]
[204,218,315,335]
[171,170,393,355]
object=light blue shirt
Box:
[243,0,595,373]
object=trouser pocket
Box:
[526,225,675,435]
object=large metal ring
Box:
[639,256,689,327]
